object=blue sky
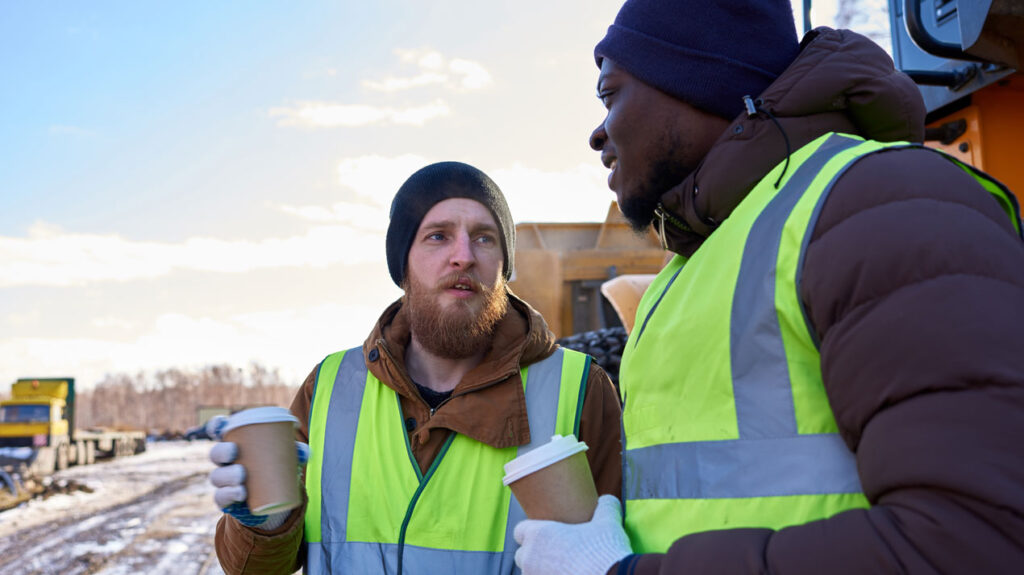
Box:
[1,1,875,390]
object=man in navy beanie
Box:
[385,161,516,288]
[211,161,624,574]
[513,1,1024,574]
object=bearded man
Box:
[209,161,622,574]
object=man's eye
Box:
[427,232,445,241]
[476,235,496,244]
[598,91,613,107]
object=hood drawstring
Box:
[654,203,696,249]
[654,206,669,250]
[743,95,792,189]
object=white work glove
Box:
[513,494,633,575]
[207,415,310,530]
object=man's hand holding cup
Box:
[503,434,633,574]
[207,408,308,530]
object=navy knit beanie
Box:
[595,0,800,120]
[386,162,515,287]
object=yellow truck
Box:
[0,378,146,478]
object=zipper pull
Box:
[654,206,669,250]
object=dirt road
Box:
[0,441,228,575]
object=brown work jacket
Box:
[216,292,622,574]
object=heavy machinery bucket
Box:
[0,464,31,511]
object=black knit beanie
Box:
[385,162,515,287]
[594,0,800,120]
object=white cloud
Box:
[336,153,432,201]
[91,317,138,330]
[389,100,451,125]
[278,201,390,229]
[491,162,614,224]
[448,59,492,90]
[271,49,488,130]
[400,49,445,70]
[362,72,448,92]
[268,99,450,128]
[0,301,402,391]
[362,49,493,93]
[279,154,431,230]
[0,222,385,288]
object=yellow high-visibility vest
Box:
[304,346,591,574]
[620,132,1020,553]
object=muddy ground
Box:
[0,441,228,575]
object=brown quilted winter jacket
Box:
[617,28,1024,575]
[214,292,622,574]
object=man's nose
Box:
[589,121,607,151]
[449,233,475,268]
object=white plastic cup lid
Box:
[502,434,589,486]
[221,406,298,435]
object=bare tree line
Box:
[76,363,299,434]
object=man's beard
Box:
[404,270,509,359]
[618,134,693,233]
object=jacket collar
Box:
[656,27,926,256]
[362,289,558,449]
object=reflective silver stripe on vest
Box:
[625,433,861,499]
[730,134,862,439]
[319,349,367,545]
[503,347,566,561]
[307,347,568,574]
[307,542,512,574]
[521,347,566,456]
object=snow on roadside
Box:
[0,440,218,537]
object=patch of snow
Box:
[0,440,217,537]
[69,539,129,557]
[0,440,234,575]
[0,447,35,460]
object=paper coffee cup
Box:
[502,434,598,523]
[222,406,301,515]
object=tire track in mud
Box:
[0,471,223,575]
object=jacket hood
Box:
[657,27,926,255]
